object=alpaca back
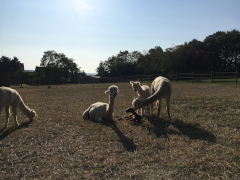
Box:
[151,76,172,98]
[0,87,22,106]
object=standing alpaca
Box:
[130,81,150,115]
[132,76,172,120]
[82,85,119,122]
[0,87,36,128]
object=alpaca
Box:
[82,85,119,122]
[125,107,143,122]
[132,76,172,120]
[118,107,143,122]
[130,81,150,115]
[0,87,36,128]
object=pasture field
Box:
[0,82,240,179]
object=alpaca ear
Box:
[105,90,109,93]
[130,81,133,84]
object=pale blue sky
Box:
[1,0,239,73]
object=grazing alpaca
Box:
[82,85,119,122]
[130,81,150,115]
[118,107,143,122]
[132,76,172,120]
[0,87,36,128]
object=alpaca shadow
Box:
[99,120,138,152]
[142,116,216,143]
[0,120,33,141]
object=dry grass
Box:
[0,82,240,179]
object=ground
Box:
[0,82,240,179]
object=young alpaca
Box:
[118,107,143,122]
[0,87,36,128]
[82,85,119,122]
[125,107,143,122]
[132,76,172,120]
[130,81,150,115]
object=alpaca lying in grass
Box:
[132,76,172,120]
[0,87,36,128]
[118,107,143,122]
[130,81,150,115]
[82,85,119,123]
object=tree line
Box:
[96,29,240,77]
[0,51,87,85]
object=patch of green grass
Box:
[0,83,240,179]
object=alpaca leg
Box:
[12,105,19,126]
[156,99,161,120]
[4,106,11,128]
[166,98,171,120]
[140,108,143,116]
[147,105,150,116]
[150,103,153,116]
[150,87,155,116]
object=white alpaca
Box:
[132,76,172,120]
[130,81,150,115]
[0,87,36,128]
[82,85,119,122]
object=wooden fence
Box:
[3,71,239,86]
[98,71,239,85]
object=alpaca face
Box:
[130,81,139,92]
[27,110,36,121]
[105,85,119,98]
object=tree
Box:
[15,67,28,87]
[40,50,87,84]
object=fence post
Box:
[211,71,213,84]
[192,71,194,83]
[236,70,238,85]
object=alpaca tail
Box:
[82,105,92,120]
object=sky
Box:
[1,0,240,73]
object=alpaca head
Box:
[132,96,142,110]
[105,85,119,98]
[27,109,36,121]
[130,81,140,92]
[126,107,135,113]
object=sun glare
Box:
[73,0,93,11]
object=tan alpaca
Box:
[0,87,36,128]
[132,76,172,120]
[82,85,119,122]
[130,81,150,115]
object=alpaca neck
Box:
[139,92,161,107]
[18,101,32,116]
[107,96,115,115]
[137,85,145,97]
[132,111,137,116]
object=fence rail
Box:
[97,71,239,85]
[3,71,239,86]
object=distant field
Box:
[0,82,240,179]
